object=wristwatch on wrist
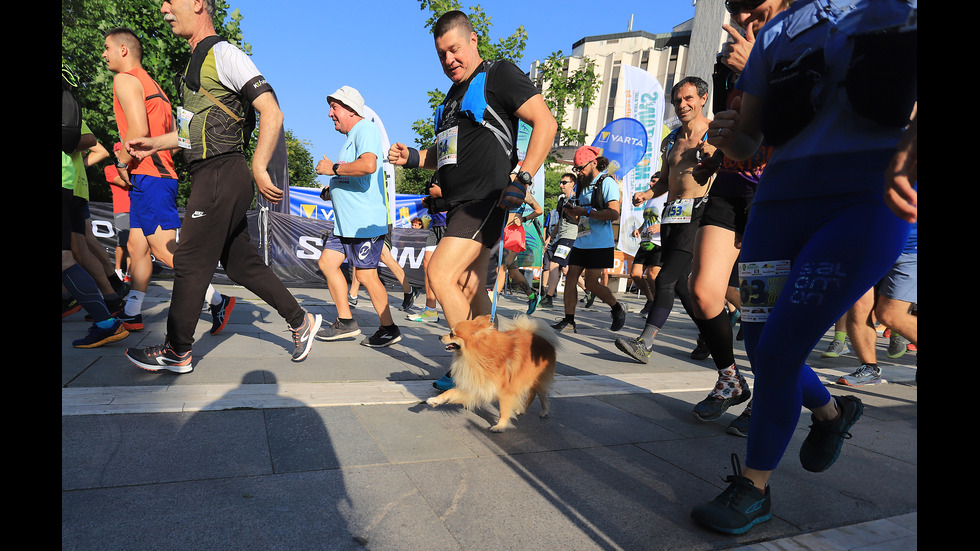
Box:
[515,171,532,187]
[115,160,128,169]
[332,163,340,175]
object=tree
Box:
[396,1,528,196]
[537,51,601,154]
[62,0,315,206]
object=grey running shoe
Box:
[821,339,849,358]
[615,337,651,364]
[726,403,751,437]
[690,454,772,535]
[799,395,863,472]
[584,291,596,309]
[361,325,402,348]
[693,375,751,421]
[290,313,322,362]
[837,364,883,387]
[348,294,358,308]
[887,333,909,359]
[538,295,553,309]
[316,318,362,341]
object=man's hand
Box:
[254,168,283,204]
[388,142,410,166]
[692,145,723,185]
[884,118,917,223]
[707,95,742,152]
[315,155,336,176]
[720,23,755,73]
[125,137,160,160]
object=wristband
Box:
[405,147,420,169]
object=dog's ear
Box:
[476,314,493,327]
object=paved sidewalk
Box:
[63,281,917,550]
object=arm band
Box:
[405,147,420,169]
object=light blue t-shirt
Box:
[328,119,388,238]
[573,174,618,250]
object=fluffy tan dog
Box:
[427,314,560,432]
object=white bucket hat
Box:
[327,85,365,117]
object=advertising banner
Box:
[618,64,667,255]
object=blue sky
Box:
[228,0,697,184]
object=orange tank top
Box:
[113,67,178,179]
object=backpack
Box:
[435,60,518,166]
[62,74,82,155]
[576,173,612,212]
[181,35,257,149]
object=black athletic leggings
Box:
[645,248,695,329]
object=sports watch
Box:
[516,171,532,186]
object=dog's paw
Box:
[426,397,443,407]
[539,410,550,419]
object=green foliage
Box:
[538,50,601,158]
[62,0,313,207]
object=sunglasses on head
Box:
[725,0,767,15]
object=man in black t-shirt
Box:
[389,10,556,390]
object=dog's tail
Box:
[504,314,562,352]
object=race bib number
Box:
[436,126,458,169]
[662,198,695,224]
[554,244,571,259]
[577,216,592,238]
[738,260,791,322]
[176,106,193,149]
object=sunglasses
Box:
[572,160,594,173]
[725,0,767,15]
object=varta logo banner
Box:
[591,118,648,178]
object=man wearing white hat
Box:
[314,86,401,348]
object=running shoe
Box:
[209,295,236,335]
[348,294,358,308]
[837,364,882,386]
[887,333,909,359]
[526,293,540,315]
[551,317,577,333]
[693,375,751,421]
[690,454,772,535]
[62,298,81,318]
[639,299,654,316]
[799,395,863,473]
[538,295,554,309]
[433,373,455,391]
[361,325,402,348]
[73,319,130,349]
[906,343,916,352]
[407,308,440,323]
[401,287,420,311]
[690,335,710,360]
[610,304,627,331]
[615,336,651,364]
[726,402,752,437]
[117,311,144,332]
[290,313,322,362]
[584,291,596,309]
[729,308,741,328]
[316,318,361,341]
[821,339,849,358]
[125,342,192,373]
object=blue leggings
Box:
[740,191,909,471]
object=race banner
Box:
[362,104,398,227]
[618,64,667,255]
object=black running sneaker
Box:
[726,402,752,437]
[690,335,710,360]
[551,317,577,333]
[691,454,772,535]
[693,375,751,421]
[126,342,192,373]
[401,288,420,311]
[361,325,402,348]
[290,313,322,362]
[799,395,863,472]
[209,295,236,335]
[610,304,627,331]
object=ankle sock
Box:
[125,290,145,316]
[710,364,743,399]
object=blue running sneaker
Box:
[433,373,455,391]
[691,454,772,535]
